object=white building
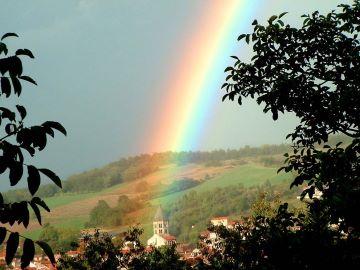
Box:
[210,216,229,227]
[147,206,176,247]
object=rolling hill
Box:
[14,157,295,242]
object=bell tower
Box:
[153,206,169,235]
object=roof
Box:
[200,230,210,238]
[66,250,80,256]
[154,206,167,221]
[211,216,228,221]
[160,234,176,241]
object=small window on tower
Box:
[159,229,162,234]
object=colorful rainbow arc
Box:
[147,0,260,154]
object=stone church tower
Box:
[147,205,176,247]
[153,206,169,235]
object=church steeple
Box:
[153,206,169,235]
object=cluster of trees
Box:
[38,223,80,253]
[57,228,188,270]
[86,195,143,228]
[167,182,300,244]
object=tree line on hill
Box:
[4,134,350,205]
[2,144,291,202]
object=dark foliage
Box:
[0,33,65,268]
[217,1,360,268]
[58,227,189,270]
[57,230,120,270]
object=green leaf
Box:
[27,165,40,195]
[21,239,35,269]
[0,227,7,245]
[19,75,37,85]
[39,168,62,188]
[15,49,34,59]
[6,232,19,265]
[36,241,55,265]
[16,105,27,120]
[252,19,258,25]
[1,33,18,41]
[42,121,67,136]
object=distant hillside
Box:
[4,144,290,202]
[8,136,350,243]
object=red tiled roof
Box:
[211,216,228,220]
[200,230,210,237]
[66,250,80,256]
[160,234,176,241]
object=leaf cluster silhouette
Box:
[0,33,66,268]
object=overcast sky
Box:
[0,0,351,187]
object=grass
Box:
[23,215,88,240]
[24,162,292,237]
[44,182,128,209]
[152,163,292,206]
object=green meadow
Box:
[152,163,292,206]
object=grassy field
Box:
[23,216,88,239]
[44,182,128,209]
[152,163,292,206]
[21,161,293,240]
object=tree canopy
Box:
[219,1,360,268]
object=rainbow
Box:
[147,1,260,154]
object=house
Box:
[147,206,176,247]
[201,216,241,248]
[210,216,229,227]
[297,187,323,200]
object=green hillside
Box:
[8,146,307,248]
[152,163,292,206]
